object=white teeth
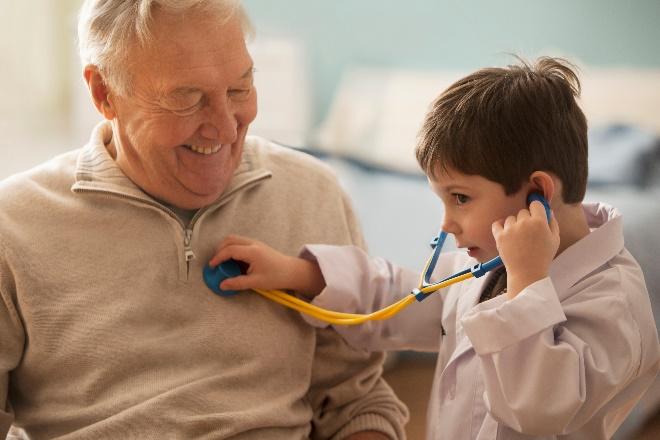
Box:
[186,144,223,155]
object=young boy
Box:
[209,57,659,439]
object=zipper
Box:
[73,170,270,281]
[72,188,196,279]
[184,227,196,278]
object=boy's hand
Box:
[491,200,560,299]
[209,235,326,298]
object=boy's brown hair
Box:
[416,57,588,203]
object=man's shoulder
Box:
[0,149,80,207]
[245,136,340,187]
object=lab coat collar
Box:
[549,202,624,300]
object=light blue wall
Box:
[243,0,660,126]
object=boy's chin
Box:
[467,247,498,262]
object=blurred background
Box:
[1,1,659,438]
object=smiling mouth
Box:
[183,144,224,155]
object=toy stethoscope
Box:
[203,193,551,325]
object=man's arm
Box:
[306,192,408,440]
[0,279,25,437]
[345,433,390,440]
[307,327,408,440]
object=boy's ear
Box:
[528,171,557,204]
[83,65,116,120]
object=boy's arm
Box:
[461,274,658,436]
[212,235,468,352]
[298,244,448,352]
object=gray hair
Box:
[78,0,254,95]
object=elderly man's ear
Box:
[83,65,117,120]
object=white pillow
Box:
[314,67,465,173]
[580,67,660,135]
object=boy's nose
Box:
[441,216,460,235]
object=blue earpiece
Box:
[470,192,551,278]
[203,259,243,296]
[527,192,552,222]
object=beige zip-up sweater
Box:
[0,122,408,439]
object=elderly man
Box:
[0,1,407,439]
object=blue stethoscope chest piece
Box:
[203,260,243,296]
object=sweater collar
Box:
[72,121,272,207]
[549,202,625,299]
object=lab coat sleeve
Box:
[0,259,24,437]
[461,276,648,435]
[300,244,465,352]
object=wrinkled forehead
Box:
[128,10,252,92]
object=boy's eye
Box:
[453,193,469,205]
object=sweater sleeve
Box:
[307,328,408,440]
[305,191,408,439]
[0,254,25,437]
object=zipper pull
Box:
[185,249,195,262]
[184,228,196,262]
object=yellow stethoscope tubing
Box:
[252,270,473,325]
[208,195,549,324]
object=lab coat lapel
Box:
[445,276,489,366]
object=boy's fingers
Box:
[504,215,517,227]
[219,274,253,291]
[491,220,503,239]
[209,244,251,267]
[220,275,259,290]
[217,235,257,253]
[550,216,560,236]
[517,207,531,220]
[529,200,548,220]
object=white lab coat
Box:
[301,203,659,439]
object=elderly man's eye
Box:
[228,87,252,101]
[172,101,203,115]
[161,90,205,115]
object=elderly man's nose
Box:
[200,111,238,143]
